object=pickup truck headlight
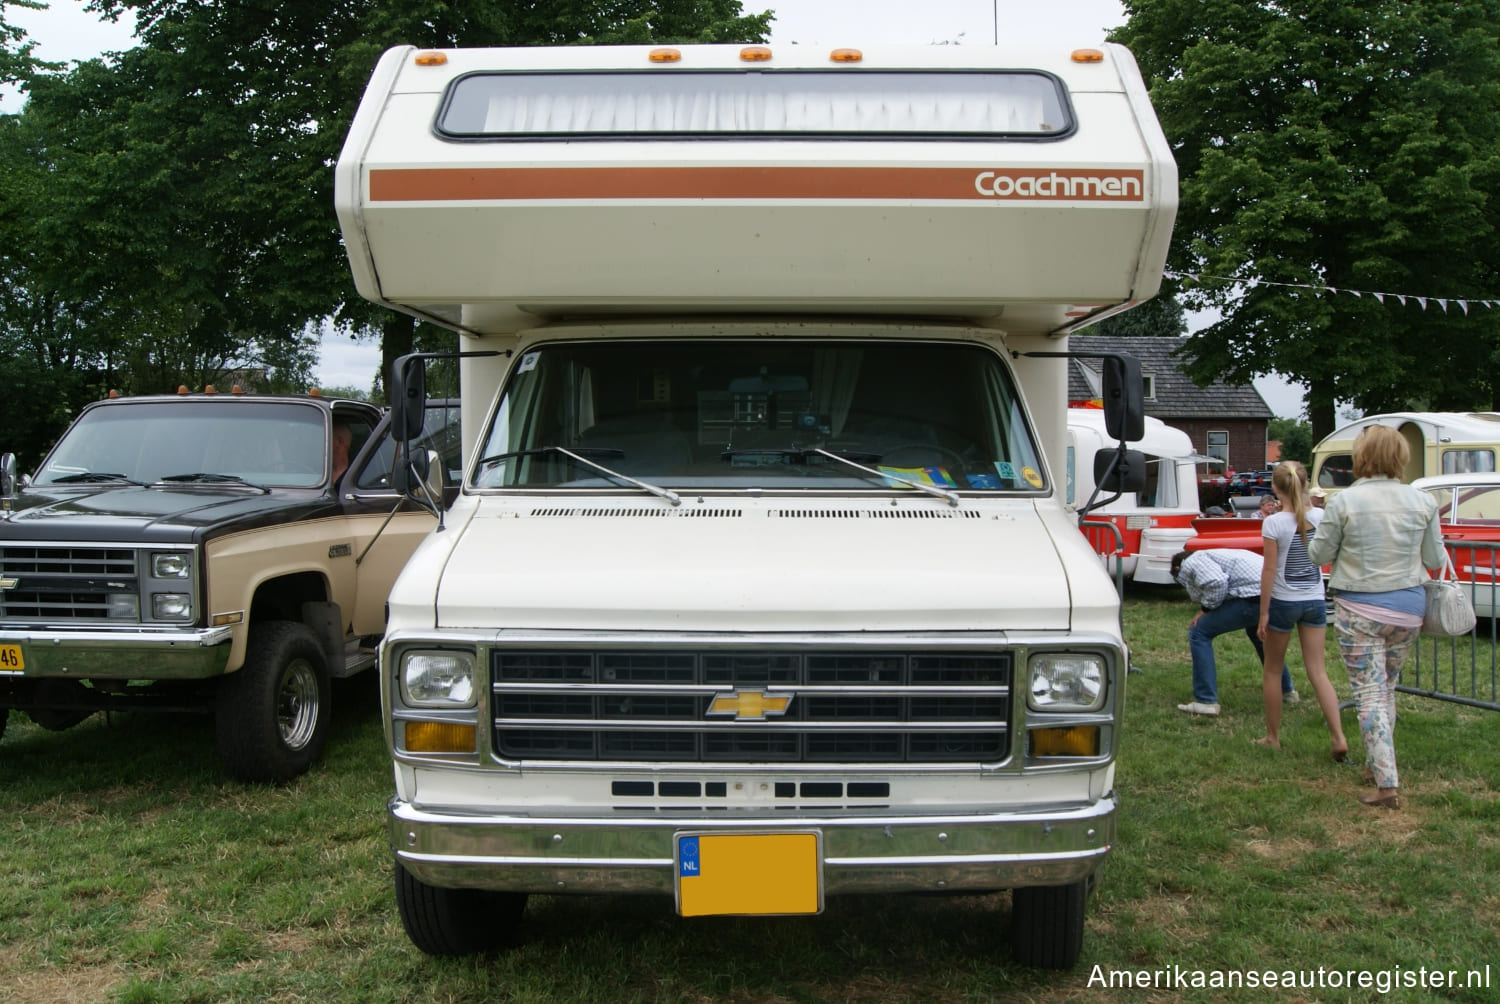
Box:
[1028,653,1106,712]
[401,651,475,707]
[151,552,192,579]
[151,593,192,620]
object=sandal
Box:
[1358,791,1401,810]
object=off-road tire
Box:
[1011,879,1087,970]
[394,860,528,956]
[215,621,330,782]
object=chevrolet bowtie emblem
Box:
[0,577,16,590]
[706,690,792,721]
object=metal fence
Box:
[1402,539,1500,712]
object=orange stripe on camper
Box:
[368,167,1146,203]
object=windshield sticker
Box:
[1021,466,1044,488]
[516,352,540,373]
[966,473,1002,489]
[994,462,1017,483]
[878,466,957,488]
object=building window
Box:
[1207,430,1229,469]
[1142,374,1156,401]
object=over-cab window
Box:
[438,70,1071,139]
[1441,449,1495,475]
[472,340,1045,494]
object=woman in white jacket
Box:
[1308,426,1445,809]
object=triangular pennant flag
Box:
[1417,297,1428,309]
[1373,293,1385,303]
[1350,290,1362,297]
[1397,295,1408,306]
[1437,298,1449,312]
[1459,300,1470,315]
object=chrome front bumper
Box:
[390,795,1115,895]
[0,625,233,679]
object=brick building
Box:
[1065,335,1274,477]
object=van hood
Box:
[433,500,1074,632]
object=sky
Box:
[3,1,1308,418]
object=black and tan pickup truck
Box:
[0,388,458,780]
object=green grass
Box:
[3,590,1498,1003]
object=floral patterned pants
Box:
[1333,607,1418,790]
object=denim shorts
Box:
[1266,596,1327,632]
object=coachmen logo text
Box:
[973,169,1143,200]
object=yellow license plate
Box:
[0,644,22,672]
[675,831,822,917]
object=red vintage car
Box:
[1414,473,1500,618]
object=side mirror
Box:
[1102,354,1145,442]
[1094,448,1147,494]
[0,453,16,500]
[390,354,428,442]
[393,448,443,502]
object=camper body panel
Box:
[1312,411,1500,497]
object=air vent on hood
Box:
[528,507,743,518]
[771,508,982,519]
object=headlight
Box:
[151,593,192,620]
[401,651,475,707]
[151,552,192,578]
[1028,653,1106,712]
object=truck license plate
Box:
[675,831,822,917]
[0,644,22,671]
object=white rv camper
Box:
[336,41,1176,970]
[1068,408,1201,584]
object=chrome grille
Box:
[492,649,1012,763]
[0,545,139,622]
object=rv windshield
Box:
[472,340,1045,494]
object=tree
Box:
[1115,0,1500,443]
[1268,416,1313,466]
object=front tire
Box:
[215,621,330,782]
[1010,879,1088,969]
[394,861,528,956]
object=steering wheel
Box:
[879,443,968,474]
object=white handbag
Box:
[1422,555,1477,637]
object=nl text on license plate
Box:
[674,831,822,917]
[0,644,23,671]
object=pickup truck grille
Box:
[0,545,139,622]
[491,649,1012,763]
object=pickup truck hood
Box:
[433,501,1074,632]
[0,485,333,543]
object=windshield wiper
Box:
[719,447,959,506]
[476,446,681,507]
[50,472,146,486]
[154,473,270,493]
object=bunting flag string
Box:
[1164,270,1499,314]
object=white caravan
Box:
[1067,408,1201,584]
[336,41,1176,970]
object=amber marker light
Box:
[649,47,682,63]
[413,51,448,66]
[739,46,772,62]
[405,721,476,754]
[1071,48,1105,63]
[829,48,863,63]
[1030,726,1100,757]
